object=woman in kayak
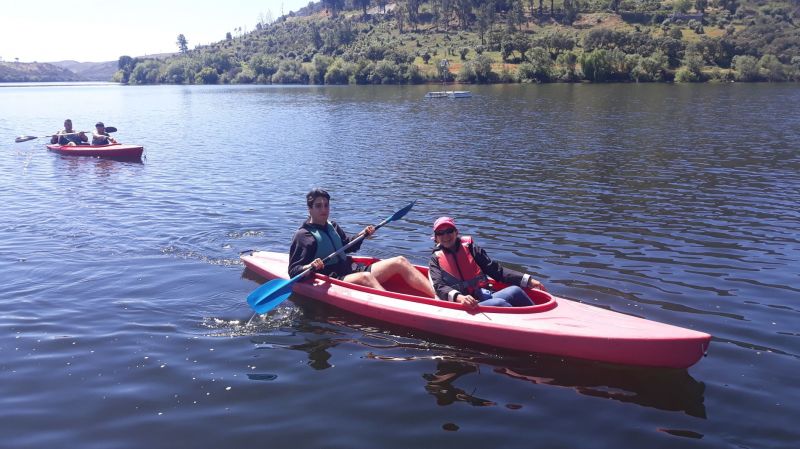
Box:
[428,216,544,308]
[289,189,435,296]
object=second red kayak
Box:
[241,251,711,369]
[46,143,144,160]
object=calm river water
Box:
[1,82,798,448]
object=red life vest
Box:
[434,236,488,295]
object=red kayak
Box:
[241,251,711,369]
[46,143,144,160]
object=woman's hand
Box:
[528,278,544,290]
[457,294,479,308]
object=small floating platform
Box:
[425,90,472,98]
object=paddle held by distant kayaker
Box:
[51,118,87,146]
[91,121,117,145]
[288,188,435,296]
[428,216,544,308]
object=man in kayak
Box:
[289,188,435,296]
[91,122,117,145]
[428,216,544,308]
[50,119,88,146]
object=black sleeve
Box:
[471,242,526,287]
[288,228,317,278]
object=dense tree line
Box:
[114,0,800,84]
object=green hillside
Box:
[49,60,118,81]
[0,61,84,83]
[112,0,798,84]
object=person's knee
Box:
[509,286,533,306]
[357,272,377,283]
[360,272,382,287]
[390,256,411,267]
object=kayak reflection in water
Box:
[50,118,88,146]
[428,216,544,308]
[288,188,435,297]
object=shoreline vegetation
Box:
[6,1,800,84]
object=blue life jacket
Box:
[308,221,345,266]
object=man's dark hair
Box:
[306,188,330,208]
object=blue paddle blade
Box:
[246,278,296,314]
[387,200,415,224]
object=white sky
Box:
[1,0,313,63]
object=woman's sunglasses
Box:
[434,228,456,236]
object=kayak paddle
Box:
[15,126,117,143]
[246,200,416,314]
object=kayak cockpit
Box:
[319,256,558,314]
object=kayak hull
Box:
[46,143,144,160]
[241,251,711,368]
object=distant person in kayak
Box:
[428,216,544,308]
[50,119,87,146]
[289,188,435,296]
[91,122,117,145]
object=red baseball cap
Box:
[433,216,456,232]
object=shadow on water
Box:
[234,277,707,419]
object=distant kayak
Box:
[241,251,711,369]
[46,143,144,160]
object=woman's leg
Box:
[492,286,534,307]
[478,296,512,307]
[368,256,435,297]
[474,288,511,306]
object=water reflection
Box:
[421,361,496,407]
[56,154,144,172]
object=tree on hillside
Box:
[323,0,345,18]
[439,0,453,32]
[397,4,407,33]
[512,0,526,30]
[455,0,473,29]
[563,0,580,25]
[694,0,707,13]
[408,0,421,16]
[177,34,189,54]
[354,0,370,17]
[117,55,137,84]
[477,2,493,44]
[405,0,421,31]
[673,0,691,13]
[527,0,534,24]
[118,55,135,72]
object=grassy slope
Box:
[0,61,84,82]
[201,0,800,80]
